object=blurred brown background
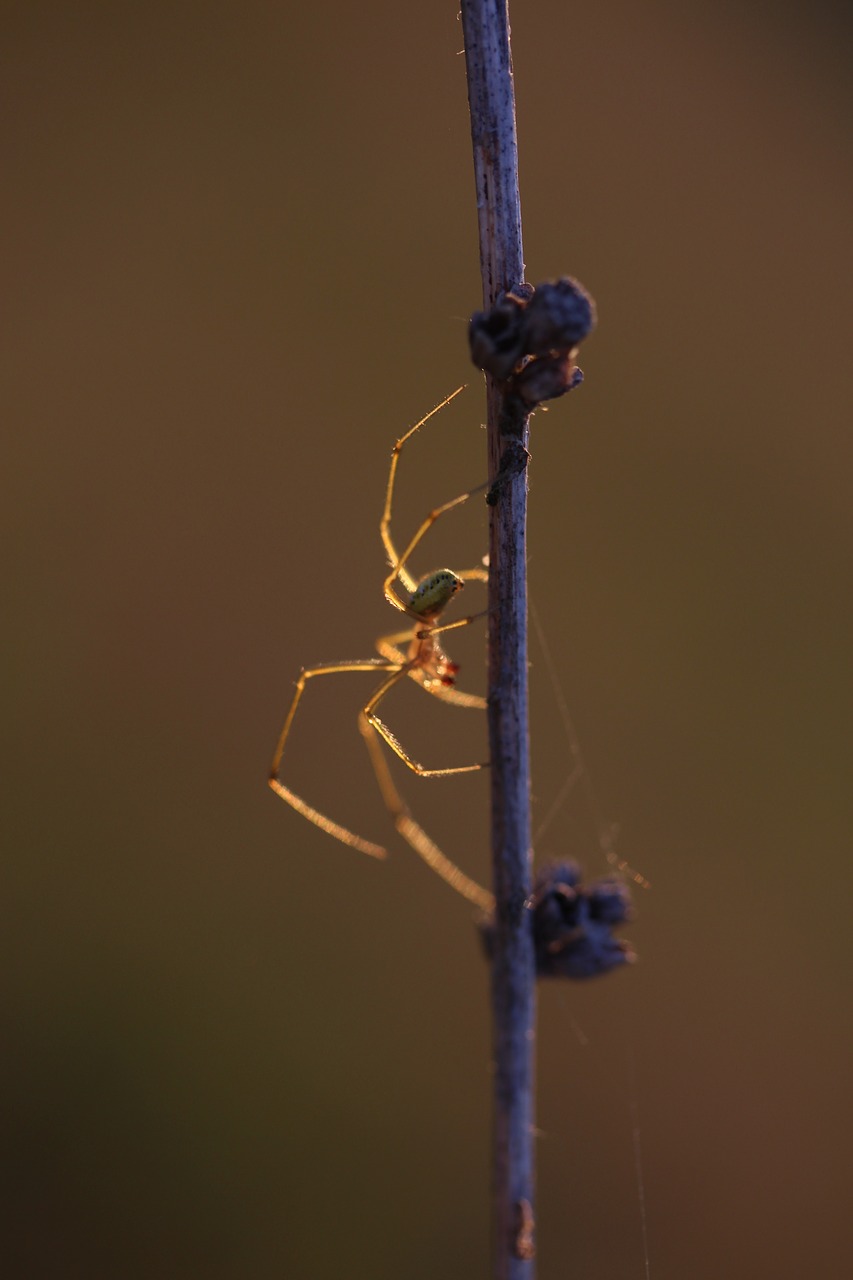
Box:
[3,1,851,1276]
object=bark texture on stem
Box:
[460,3,536,1277]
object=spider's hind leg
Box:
[269,658,402,859]
[362,662,488,777]
[358,710,494,912]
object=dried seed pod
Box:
[480,860,635,980]
[469,286,532,380]
[522,276,597,356]
[469,277,596,409]
[513,352,584,408]
[531,861,635,979]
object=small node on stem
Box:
[485,439,530,505]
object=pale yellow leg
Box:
[358,711,494,912]
[417,610,488,641]
[374,630,487,710]
[362,667,488,777]
[378,388,492,614]
[383,485,490,614]
[408,610,490,708]
[380,387,467,592]
[426,686,488,711]
[269,658,402,859]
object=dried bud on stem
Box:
[469,276,597,411]
[523,277,597,355]
[513,353,584,409]
[481,860,634,980]
[469,283,535,380]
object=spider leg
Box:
[418,681,487,710]
[269,658,403,859]
[374,628,413,663]
[383,485,490,614]
[374,628,487,709]
[380,387,467,594]
[376,634,486,710]
[435,687,488,710]
[363,667,488,777]
[419,610,488,640]
[358,711,494,911]
[378,389,492,615]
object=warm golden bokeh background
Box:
[4,2,851,1276]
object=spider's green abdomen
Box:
[409,569,464,620]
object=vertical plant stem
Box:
[460,3,536,1277]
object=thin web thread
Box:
[627,1042,652,1280]
[530,600,650,888]
[532,602,652,1274]
[552,990,653,1279]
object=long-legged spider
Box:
[269,388,494,910]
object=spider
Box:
[269,388,495,911]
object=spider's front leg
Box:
[380,386,467,595]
